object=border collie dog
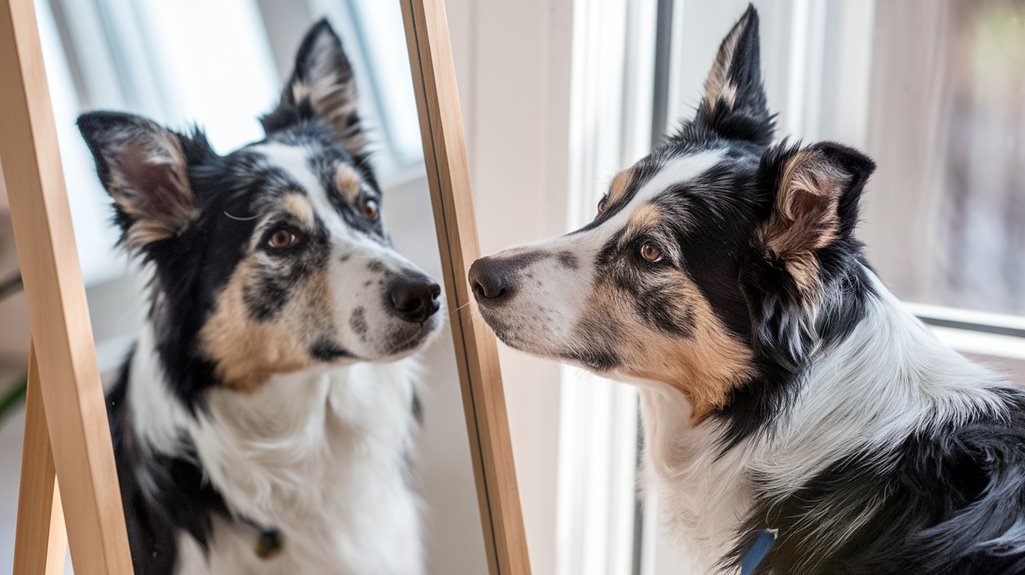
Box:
[470,6,1025,574]
[78,21,441,575]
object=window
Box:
[344,0,422,165]
[865,1,1025,317]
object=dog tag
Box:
[255,529,284,560]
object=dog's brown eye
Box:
[268,228,300,250]
[640,242,662,263]
[361,198,379,220]
[597,197,608,214]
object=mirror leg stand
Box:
[13,344,68,575]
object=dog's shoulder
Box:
[738,385,1025,574]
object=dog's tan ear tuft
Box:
[692,5,773,145]
[759,142,875,293]
[78,111,198,249]
[263,20,364,156]
[703,5,762,113]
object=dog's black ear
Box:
[756,141,875,293]
[695,5,773,145]
[78,111,208,250]
[262,19,364,156]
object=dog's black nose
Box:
[468,257,515,305]
[388,274,442,323]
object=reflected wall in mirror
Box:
[0,2,487,574]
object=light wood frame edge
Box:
[399,1,531,574]
[13,345,69,575]
[1,0,134,572]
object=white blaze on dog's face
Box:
[79,22,442,398]
[470,7,875,423]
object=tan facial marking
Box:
[335,165,362,203]
[581,273,754,423]
[607,169,635,206]
[199,255,336,391]
[758,149,846,296]
[281,192,315,226]
[627,203,662,233]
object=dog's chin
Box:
[478,307,620,375]
[368,314,445,363]
[477,308,565,361]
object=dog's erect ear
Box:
[262,19,364,155]
[756,141,875,292]
[695,5,772,145]
[78,111,205,250]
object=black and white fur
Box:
[470,6,1025,574]
[80,21,442,574]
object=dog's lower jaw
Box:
[127,327,425,574]
[637,384,752,575]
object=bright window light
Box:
[348,0,423,165]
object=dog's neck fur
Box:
[127,324,424,574]
[637,269,1007,573]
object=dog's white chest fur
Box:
[633,281,1009,574]
[638,388,753,575]
[128,330,423,574]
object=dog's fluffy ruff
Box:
[128,326,424,574]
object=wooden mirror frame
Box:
[400,1,530,574]
[1,0,530,572]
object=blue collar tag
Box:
[741,529,776,575]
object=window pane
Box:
[347,0,423,165]
[931,0,1025,315]
[132,0,280,151]
[36,0,126,285]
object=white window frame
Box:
[557,1,656,574]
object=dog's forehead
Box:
[229,140,367,225]
[581,151,725,239]
[496,152,728,265]
[257,140,353,189]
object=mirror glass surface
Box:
[0,1,487,574]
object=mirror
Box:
[0,2,495,574]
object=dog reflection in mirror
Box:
[471,5,1025,574]
[79,20,441,575]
